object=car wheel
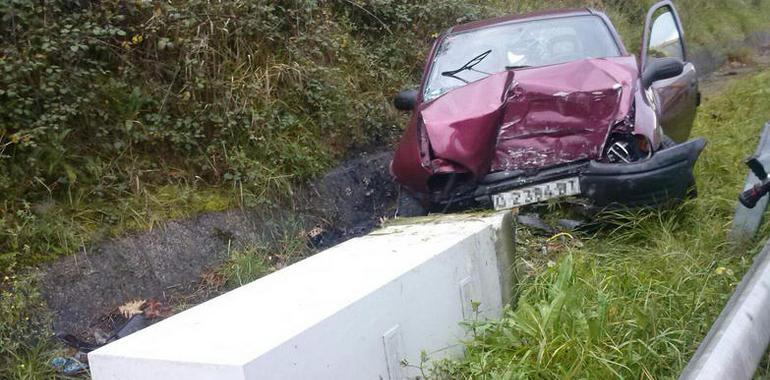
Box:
[396,187,428,217]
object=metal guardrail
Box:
[679,238,770,379]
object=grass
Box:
[437,70,770,378]
[0,274,61,380]
[217,218,310,289]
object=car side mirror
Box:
[641,57,684,88]
[393,89,418,111]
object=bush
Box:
[0,0,475,271]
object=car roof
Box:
[449,8,598,34]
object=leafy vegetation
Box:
[3,0,770,273]
[437,70,770,378]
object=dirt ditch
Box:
[42,150,398,335]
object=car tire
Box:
[396,187,428,217]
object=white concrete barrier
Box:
[89,212,515,380]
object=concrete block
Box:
[89,212,515,379]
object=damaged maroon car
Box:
[390,2,705,212]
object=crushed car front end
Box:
[390,9,705,211]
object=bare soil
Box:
[42,151,398,336]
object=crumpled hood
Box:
[419,56,638,178]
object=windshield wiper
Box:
[441,49,492,84]
[505,65,531,70]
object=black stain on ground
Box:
[42,151,398,335]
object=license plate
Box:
[492,177,580,210]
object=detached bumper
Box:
[472,138,706,208]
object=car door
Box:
[641,1,699,143]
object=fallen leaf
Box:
[144,299,173,319]
[118,299,146,318]
[308,226,324,238]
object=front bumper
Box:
[468,138,706,208]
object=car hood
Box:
[419,56,638,178]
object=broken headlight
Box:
[604,133,652,163]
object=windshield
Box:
[423,15,622,101]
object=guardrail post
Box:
[730,122,770,243]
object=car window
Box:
[647,8,684,61]
[423,15,621,101]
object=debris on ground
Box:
[556,218,585,231]
[50,356,88,376]
[114,314,150,339]
[516,213,556,235]
[306,225,344,249]
[56,333,101,353]
[517,212,589,234]
[55,297,171,375]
